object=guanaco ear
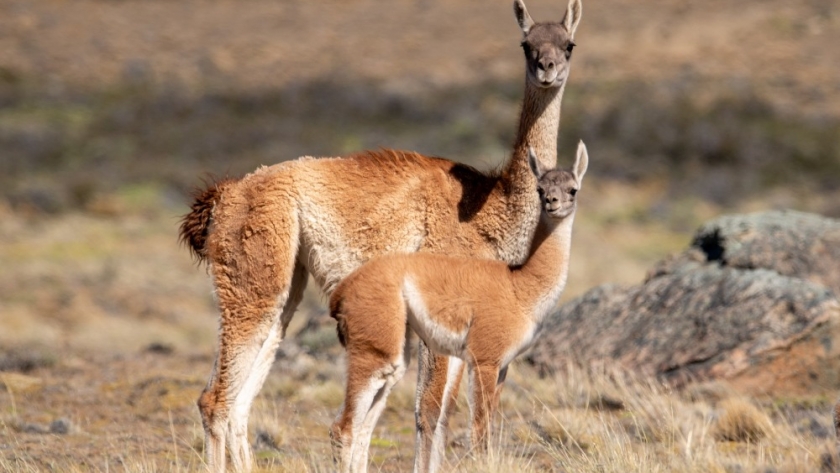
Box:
[562,0,583,37]
[527,146,544,179]
[573,140,588,185]
[514,0,535,35]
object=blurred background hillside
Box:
[1,0,839,470]
[2,0,839,213]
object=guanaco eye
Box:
[566,42,576,53]
[570,188,578,196]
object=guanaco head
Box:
[528,141,588,219]
[514,0,582,89]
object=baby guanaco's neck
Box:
[511,213,575,318]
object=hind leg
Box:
[352,327,412,471]
[198,359,227,472]
[225,319,282,473]
[466,363,502,452]
[332,351,404,473]
[227,262,309,471]
[198,203,301,473]
[199,307,282,473]
[414,347,464,473]
[332,303,407,473]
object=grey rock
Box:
[652,210,840,292]
[527,211,840,395]
[49,418,73,435]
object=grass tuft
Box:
[712,398,774,443]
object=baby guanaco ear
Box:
[514,0,535,35]
[562,0,583,37]
[527,146,544,179]
[573,140,588,185]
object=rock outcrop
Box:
[526,210,840,395]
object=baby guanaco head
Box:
[528,141,588,219]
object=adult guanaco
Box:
[179,1,582,471]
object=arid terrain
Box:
[1,0,839,471]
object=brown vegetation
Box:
[713,398,774,443]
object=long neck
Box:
[472,76,566,266]
[512,213,575,322]
[505,79,565,182]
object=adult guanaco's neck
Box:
[505,80,564,183]
[511,213,574,320]
[474,76,565,266]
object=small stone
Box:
[49,418,73,435]
[143,342,174,355]
[20,423,48,434]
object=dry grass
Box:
[1,179,837,472]
[2,349,836,472]
[713,398,775,443]
[499,365,833,473]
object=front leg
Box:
[467,363,502,452]
[414,342,464,473]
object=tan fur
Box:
[329,145,588,472]
[179,1,582,471]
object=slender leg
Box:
[197,201,300,473]
[227,263,308,471]
[467,363,501,452]
[414,343,441,473]
[429,357,463,473]
[332,302,407,473]
[332,353,402,473]
[227,323,281,472]
[353,327,412,471]
[347,376,387,473]
[414,347,464,473]
[198,358,226,472]
[199,309,281,473]
[351,362,407,472]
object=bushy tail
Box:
[179,178,237,263]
